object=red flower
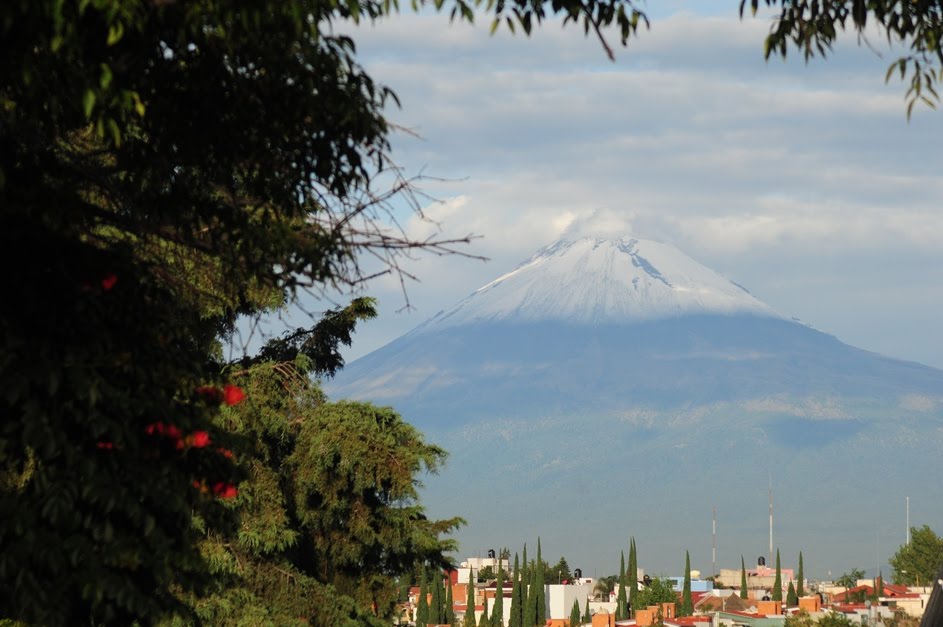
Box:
[195,386,224,404]
[96,441,114,450]
[223,384,245,406]
[190,431,211,448]
[217,447,234,459]
[101,273,118,291]
[212,482,238,499]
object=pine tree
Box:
[786,581,798,606]
[628,537,638,613]
[740,556,748,600]
[418,568,430,627]
[681,551,694,616]
[570,598,582,627]
[509,554,521,627]
[536,538,546,626]
[493,564,505,627]
[797,552,804,598]
[772,549,783,602]
[616,550,628,619]
[465,569,478,627]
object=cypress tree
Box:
[582,597,592,624]
[570,598,582,627]
[797,552,804,598]
[681,551,694,616]
[418,568,429,627]
[509,553,521,627]
[479,611,492,627]
[628,537,638,612]
[465,569,477,627]
[740,556,748,600]
[772,549,783,602]
[446,576,456,625]
[493,564,505,627]
[523,561,536,627]
[786,581,797,606]
[522,544,528,586]
[432,569,444,624]
[536,538,546,626]
[616,550,628,619]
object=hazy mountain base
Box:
[326,314,943,577]
[418,398,943,580]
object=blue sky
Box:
[291,3,943,378]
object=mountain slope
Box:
[324,235,943,577]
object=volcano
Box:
[325,236,943,577]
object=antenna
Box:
[712,505,717,578]
[906,496,911,545]
[769,473,773,567]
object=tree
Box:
[492,565,505,627]
[836,568,866,590]
[0,0,647,621]
[418,569,430,627]
[550,556,573,584]
[447,579,456,626]
[818,612,854,627]
[772,549,783,602]
[466,570,478,627]
[633,577,678,614]
[681,551,694,616]
[570,598,582,627]
[536,538,546,626]
[784,610,815,627]
[891,526,943,586]
[616,551,629,619]
[509,554,522,627]
[582,598,592,625]
[740,556,749,600]
[797,552,804,598]
[787,581,798,606]
[743,0,943,115]
[872,573,883,601]
[594,575,616,601]
[479,566,496,581]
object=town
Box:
[400,546,935,627]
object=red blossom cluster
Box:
[195,384,246,406]
[192,479,238,499]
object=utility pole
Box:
[768,473,773,568]
[712,505,717,578]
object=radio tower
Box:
[768,474,773,567]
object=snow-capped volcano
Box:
[416,237,777,331]
[325,233,943,581]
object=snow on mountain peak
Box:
[416,236,779,331]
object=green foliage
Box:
[741,0,943,116]
[818,611,854,627]
[891,525,943,585]
[681,551,693,616]
[535,539,546,626]
[786,581,798,606]
[570,598,582,627]
[628,537,638,608]
[509,553,522,627]
[418,569,430,627]
[784,610,815,627]
[836,568,865,589]
[797,551,804,597]
[632,577,678,616]
[772,549,783,602]
[548,556,572,584]
[616,550,628,619]
[740,556,748,599]
[582,597,591,624]
[466,570,477,627]
[492,565,505,627]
